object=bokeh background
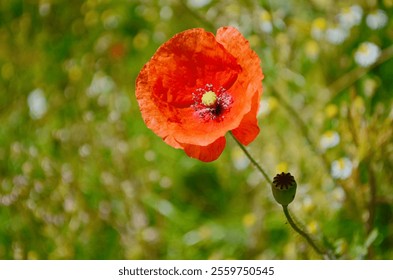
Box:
[1,0,392,260]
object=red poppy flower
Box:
[135,26,263,162]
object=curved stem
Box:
[230,132,272,185]
[282,205,333,259]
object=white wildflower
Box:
[187,0,211,8]
[337,5,363,29]
[354,42,381,67]
[326,26,348,45]
[79,144,91,158]
[160,6,173,20]
[320,131,340,150]
[331,157,353,180]
[366,10,388,30]
[86,73,115,97]
[259,10,273,34]
[27,88,47,120]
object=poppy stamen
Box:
[192,84,233,122]
[201,91,217,107]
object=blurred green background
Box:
[1,0,392,260]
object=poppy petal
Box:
[216,26,264,98]
[216,26,263,146]
[216,27,263,134]
[183,137,226,162]
[231,89,261,145]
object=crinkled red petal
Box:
[216,26,263,145]
[183,137,226,162]
[231,89,261,145]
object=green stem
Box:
[230,132,272,185]
[282,205,333,259]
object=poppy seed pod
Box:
[272,172,297,206]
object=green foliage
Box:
[0,0,392,259]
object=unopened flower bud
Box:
[272,172,297,206]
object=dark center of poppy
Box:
[192,84,233,122]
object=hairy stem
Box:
[230,132,272,185]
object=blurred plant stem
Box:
[366,162,377,259]
[329,44,393,96]
[230,133,334,259]
[347,90,378,258]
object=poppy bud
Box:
[271,172,297,206]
